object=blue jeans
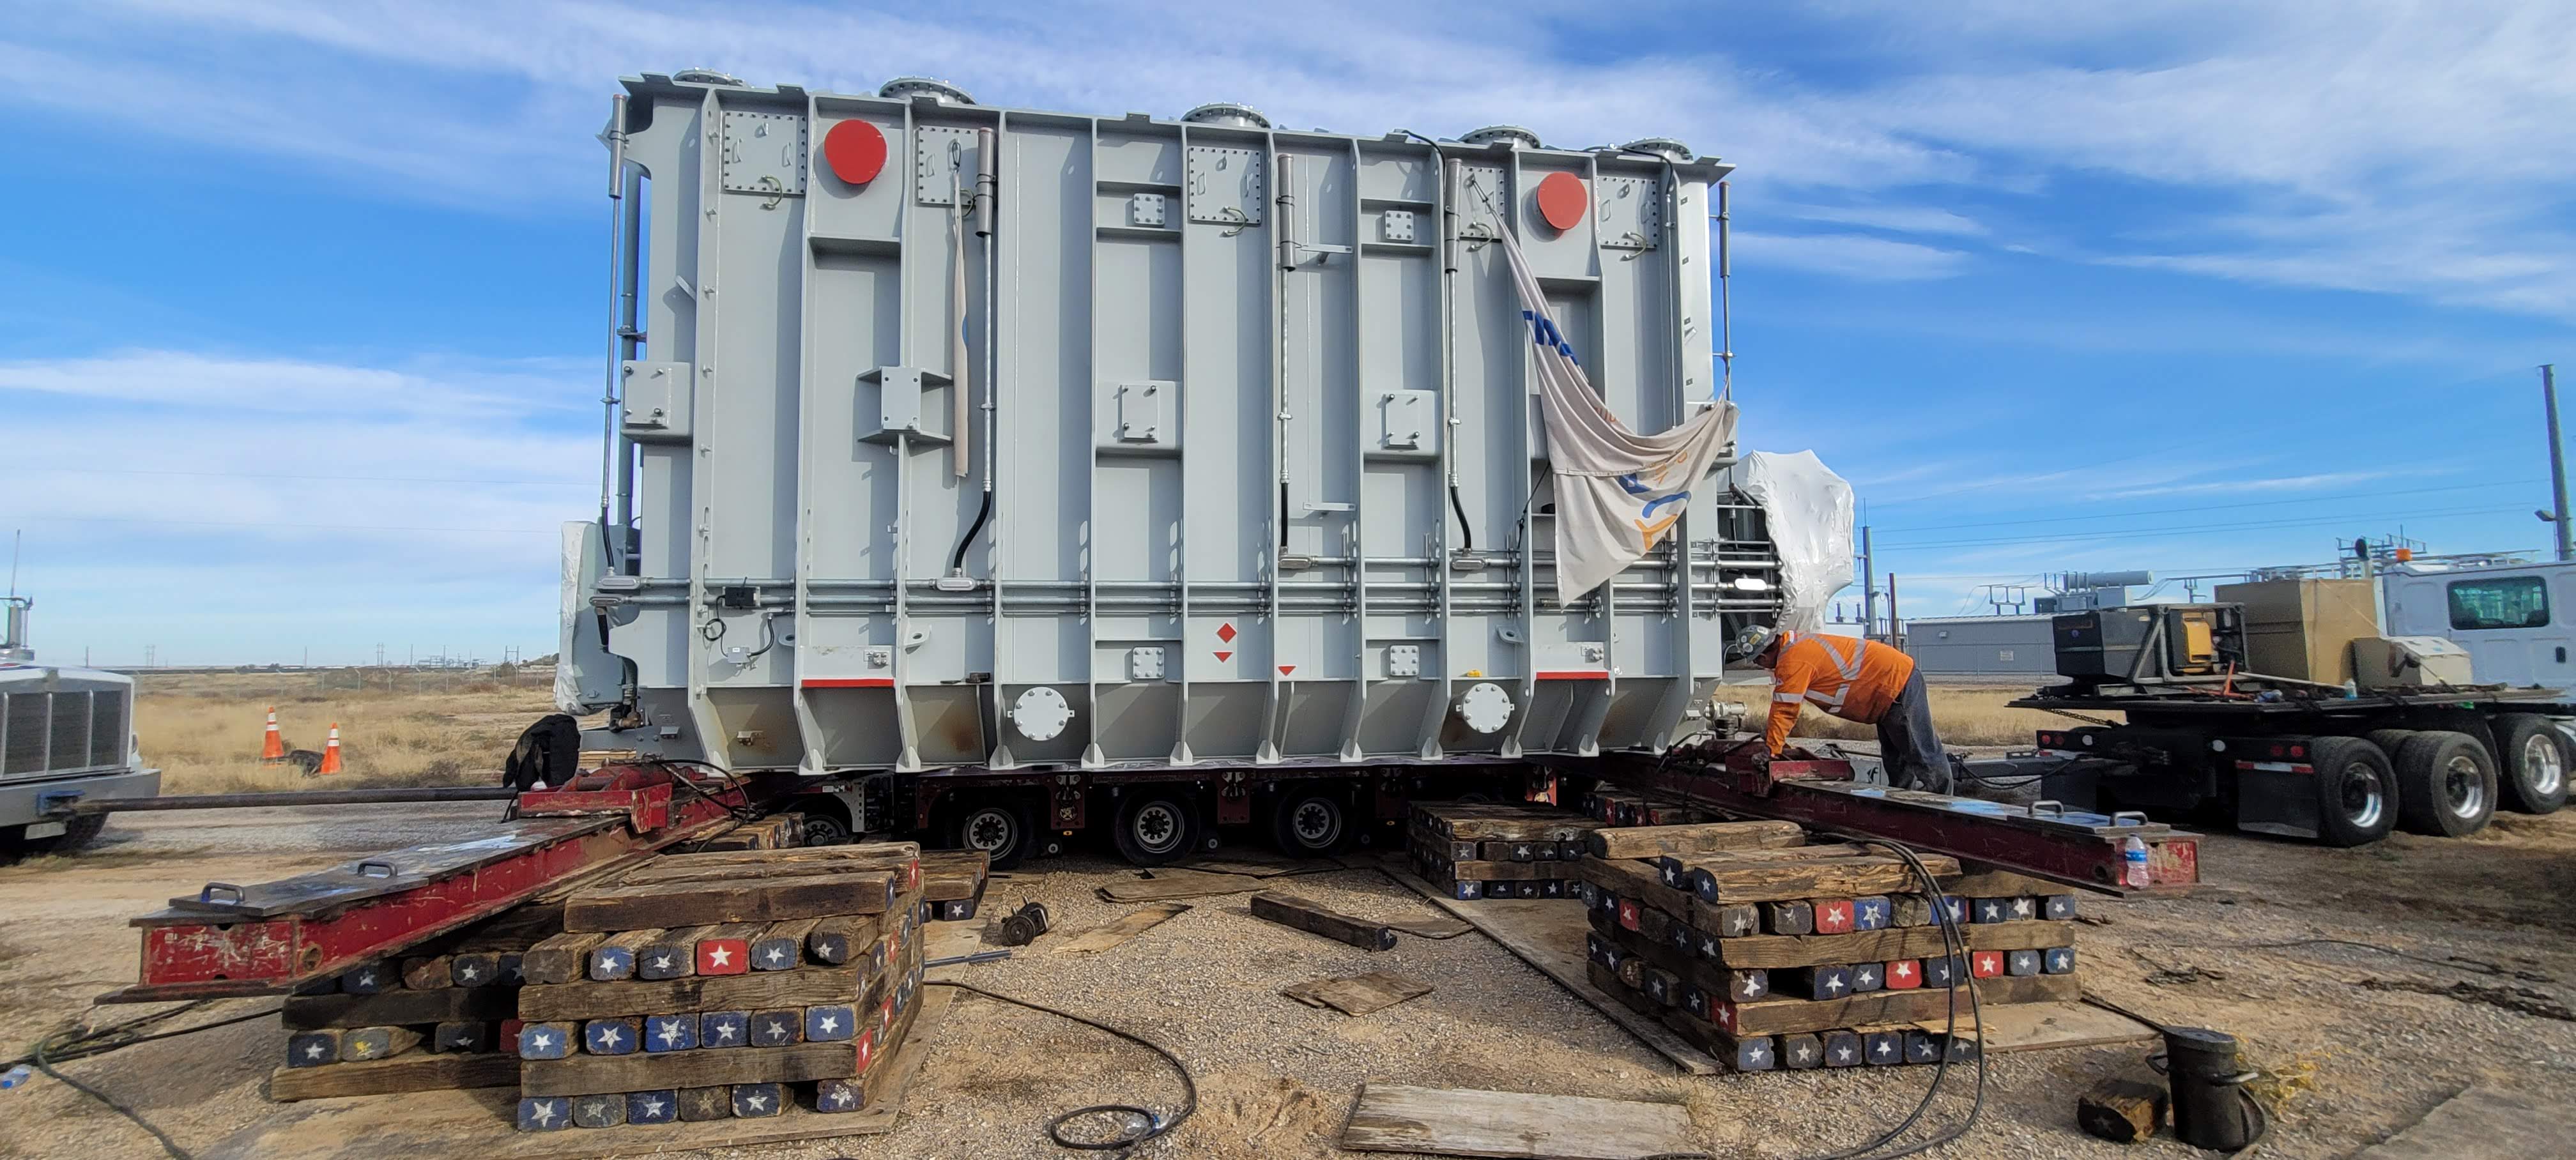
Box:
[1875,668,1951,793]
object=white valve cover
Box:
[1455,682,1514,734]
[1010,686,1073,742]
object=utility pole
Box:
[1859,525,1876,641]
[2546,364,2571,561]
[1887,575,1901,647]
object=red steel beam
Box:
[1590,747,2200,897]
[103,768,753,1002]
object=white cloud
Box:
[2082,471,2401,501]
[1730,231,1969,282]
[1775,204,1989,238]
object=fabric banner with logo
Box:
[1495,222,1739,601]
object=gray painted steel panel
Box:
[1904,616,2057,676]
[569,73,1783,774]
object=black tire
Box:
[2491,715,2571,815]
[17,814,107,856]
[2363,729,2415,757]
[1269,786,1354,857]
[799,809,852,848]
[1111,791,1200,866]
[2391,731,2497,837]
[2308,736,2397,848]
[953,799,1035,870]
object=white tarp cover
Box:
[1496,224,1740,601]
[1732,450,1855,634]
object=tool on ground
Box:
[2156,1026,2264,1151]
[925,949,1013,968]
[992,901,1050,947]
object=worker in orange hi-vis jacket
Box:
[1729,625,1953,793]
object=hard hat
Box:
[1727,624,1777,662]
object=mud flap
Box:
[2235,767,2320,840]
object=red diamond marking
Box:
[1215,622,1237,643]
[1213,651,1232,662]
[1278,664,1296,676]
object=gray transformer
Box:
[562,73,1784,776]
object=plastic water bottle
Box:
[2343,678,2359,699]
[2122,836,2150,889]
[0,1064,31,1090]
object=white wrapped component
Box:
[556,524,594,715]
[1734,450,1855,635]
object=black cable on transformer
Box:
[925,981,1197,1149]
[951,491,993,572]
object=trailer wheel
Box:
[2391,731,2497,837]
[799,809,853,848]
[954,800,1035,870]
[2363,729,2415,757]
[1270,786,1353,857]
[2492,715,2570,815]
[2309,736,2396,848]
[1112,791,1200,866]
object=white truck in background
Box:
[0,596,159,858]
[2382,559,2576,689]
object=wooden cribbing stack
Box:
[917,850,992,922]
[1574,820,2089,1072]
[1405,802,1607,900]
[269,895,561,1100]
[510,842,930,1131]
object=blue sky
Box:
[3,1,2572,665]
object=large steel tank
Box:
[559,72,1786,774]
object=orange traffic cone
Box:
[261,706,285,761]
[318,723,344,775]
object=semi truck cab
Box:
[0,596,160,857]
[2383,561,2576,689]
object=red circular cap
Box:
[822,119,887,186]
[1535,171,1587,232]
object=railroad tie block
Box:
[583,1017,640,1055]
[1903,1030,1945,1064]
[751,1009,804,1047]
[572,1093,627,1128]
[1643,966,1680,1007]
[1848,962,1885,994]
[637,937,696,981]
[2006,950,2042,977]
[678,1085,733,1122]
[854,1027,879,1075]
[1864,1030,1905,1066]
[1450,880,1482,901]
[2007,896,2040,922]
[626,1090,678,1125]
[646,1013,699,1052]
[337,962,391,995]
[1779,1032,1823,1070]
[807,1004,860,1042]
[496,952,525,985]
[2042,894,2078,921]
[284,1030,339,1068]
[450,952,503,988]
[1821,1030,1865,1068]
[499,1019,525,1057]
[1586,933,1610,966]
[814,1078,866,1114]
[1680,984,1709,1021]
[400,955,452,990]
[700,1011,750,1049]
[1813,898,1856,935]
[1695,929,1722,960]
[1575,880,1599,908]
[2044,947,2078,975]
[1512,841,1539,861]
[2078,1078,2168,1144]
[341,1026,417,1062]
[751,927,805,971]
[697,936,752,977]
[1938,896,1970,927]
[1667,921,1695,958]
[589,943,638,981]
[1889,894,1933,927]
[1732,1035,1777,1072]
[517,1096,574,1132]
[1972,897,2016,925]
[1884,959,1923,991]
[1540,879,1565,899]
[1763,901,1814,936]
[1970,951,2006,979]
[433,1021,494,1053]
[1851,896,1892,931]
[1789,965,1855,1002]
[1946,1035,1980,1063]
[1726,968,1770,1003]
[1658,857,1688,890]
[1617,957,1647,991]
[1618,899,1643,931]
[732,1082,785,1118]
[1713,904,1761,938]
[1921,955,1961,989]
[1517,881,1544,899]
[1687,867,1722,903]
[942,897,981,920]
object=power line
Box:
[17,467,590,487]
[1871,479,2538,535]
[26,515,555,535]
[1876,503,2527,551]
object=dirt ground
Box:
[6,798,2576,1159]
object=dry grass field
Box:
[134,668,556,794]
[128,672,2067,797]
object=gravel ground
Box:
[5,801,2576,1159]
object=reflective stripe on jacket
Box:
[1765,635,1917,754]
